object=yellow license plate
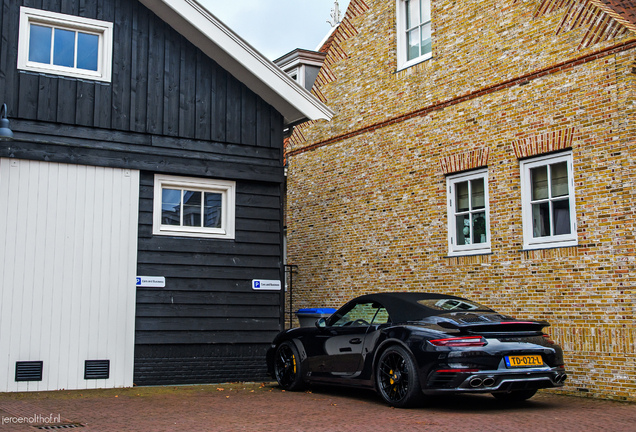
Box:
[505,355,544,368]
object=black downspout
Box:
[284,264,298,329]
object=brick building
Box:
[285,0,636,400]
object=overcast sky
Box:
[198,0,351,60]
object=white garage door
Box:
[0,159,140,392]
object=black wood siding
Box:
[1,0,282,147]
[0,0,287,385]
[135,172,284,385]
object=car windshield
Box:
[329,302,390,327]
[417,298,492,312]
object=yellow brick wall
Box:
[286,0,636,401]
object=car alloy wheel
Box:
[376,345,422,408]
[274,341,305,391]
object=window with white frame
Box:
[17,7,113,82]
[446,169,491,256]
[396,0,432,70]
[521,152,577,250]
[153,175,236,239]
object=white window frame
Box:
[17,7,113,82]
[153,174,236,240]
[520,152,577,250]
[396,0,433,71]
[446,169,491,256]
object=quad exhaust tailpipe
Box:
[469,377,483,388]
[482,377,496,387]
[469,376,496,388]
[555,373,568,384]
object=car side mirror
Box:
[316,318,327,328]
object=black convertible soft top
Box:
[351,292,494,323]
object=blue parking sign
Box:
[252,279,281,290]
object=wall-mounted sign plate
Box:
[252,279,281,290]
[136,276,165,288]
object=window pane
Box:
[471,178,485,209]
[420,23,432,56]
[407,29,420,61]
[531,166,548,201]
[161,188,181,226]
[407,0,420,29]
[455,181,469,212]
[333,303,376,327]
[203,192,223,228]
[552,199,571,235]
[346,303,376,325]
[456,214,471,245]
[551,162,569,197]
[419,298,491,311]
[29,25,52,64]
[77,32,99,71]
[421,0,431,22]
[53,28,75,68]
[472,212,487,244]
[183,191,202,227]
[371,308,389,324]
[532,202,550,237]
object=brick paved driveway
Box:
[1,383,634,431]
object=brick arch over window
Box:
[513,0,636,48]
[512,128,576,159]
[440,148,490,175]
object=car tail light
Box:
[542,334,555,344]
[428,336,487,347]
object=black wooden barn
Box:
[0,0,331,392]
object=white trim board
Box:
[17,7,114,82]
[139,0,334,126]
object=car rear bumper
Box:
[422,367,567,395]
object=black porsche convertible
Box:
[266,292,567,407]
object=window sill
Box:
[444,251,493,259]
[153,229,235,240]
[19,63,109,82]
[520,243,578,252]
[396,53,432,73]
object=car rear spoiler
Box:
[432,317,550,334]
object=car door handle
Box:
[349,338,362,344]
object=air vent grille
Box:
[15,361,43,382]
[84,360,110,380]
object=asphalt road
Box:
[0,383,634,431]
